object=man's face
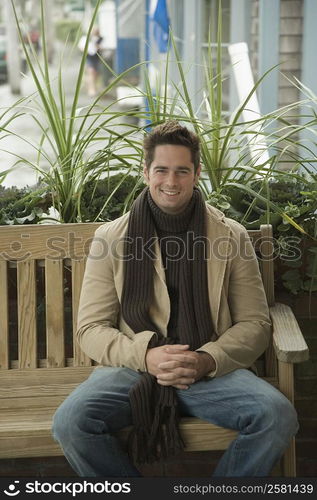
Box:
[143,144,201,215]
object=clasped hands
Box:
[145,344,215,390]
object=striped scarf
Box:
[121,187,215,464]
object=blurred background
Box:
[0,0,316,187]
[1,0,314,108]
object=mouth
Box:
[160,189,180,196]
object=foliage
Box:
[80,174,144,222]
[6,0,146,223]
[221,173,317,231]
[220,173,317,295]
[0,184,51,225]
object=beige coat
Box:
[77,204,271,377]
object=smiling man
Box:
[143,142,201,215]
[52,121,298,477]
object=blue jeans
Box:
[52,367,298,477]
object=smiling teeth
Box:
[162,190,178,195]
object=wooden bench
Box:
[0,223,309,476]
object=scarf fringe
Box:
[128,401,184,464]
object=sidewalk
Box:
[0,44,115,188]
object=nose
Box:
[165,171,177,186]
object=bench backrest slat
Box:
[17,260,37,368]
[46,259,65,368]
[0,260,9,369]
[258,224,275,307]
[0,223,100,370]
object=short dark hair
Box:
[143,120,200,172]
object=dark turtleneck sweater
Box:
[147,192,196,341]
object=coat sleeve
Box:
[76,224,156,371]
[198,223,272,377]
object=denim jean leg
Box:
[52,366,142,477]
[177,369,299,477]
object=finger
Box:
[158,379,194,387]
[157,366,197,378]
[157,364,197,378]
[164,350,197,361]
[157,375,195,386]
[157,379,189,390]
[164,344,189,352]
[159,354,198,367]
[158,360,186,370]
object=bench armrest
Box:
[270,303,309,363]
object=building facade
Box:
[167,0,316,117]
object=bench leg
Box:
[278,361,296,477]
[282,438,296,477]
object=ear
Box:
[143,163,150,184]
[194,163,201,185]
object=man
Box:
[52,121,298,477]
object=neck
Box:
[147,189,197,233]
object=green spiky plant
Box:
[3,0,316,238]
[5,0,148,223]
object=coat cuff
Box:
[128,331,157,372]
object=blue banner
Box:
[152,0,170,53]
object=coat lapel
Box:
[205,206,231,333]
